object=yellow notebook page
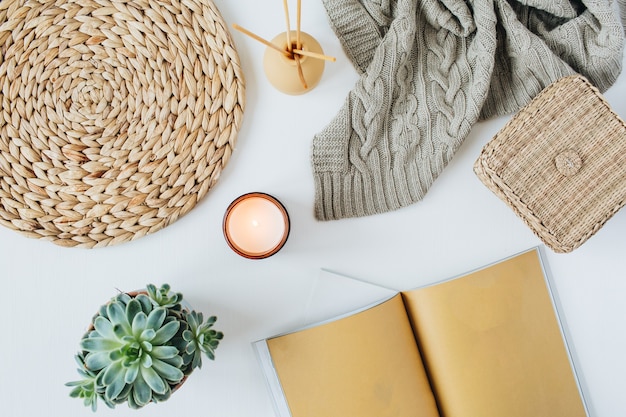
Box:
[267,294,439,417]
[403,250,586,417]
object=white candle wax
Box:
[223,193,289,259]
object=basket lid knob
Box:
[555,150,582,176]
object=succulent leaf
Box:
[150,384,173,403]
[107,302,131,333]
[151,345,179,360]
[126,299,144,325]
[160,354,184,368]
[102,360,124,387]
[152,320,179,345]
[80,337,123,352]
[151,358,185,382]
[131,312,148,337]
[131,371,152,407]
[114,383,132,404]
[140,352,153,368]
[146,284,158,297]
[124,364,139,384]
[141,365,167,395]
[146,307,166,330]
[187,310,201,328]
[113,323,130,340]
[93,316,116,340]
[140,329,156,342]
[142,339,154,350]
[135,294,153,314]
[115,293,132,305]
[85,351,113,371]
[105,371,126,402]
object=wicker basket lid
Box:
[0,0,245,248]
[474,75,626,253]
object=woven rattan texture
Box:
[0,0,245,248]
[474,75,626,253]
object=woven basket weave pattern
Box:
[0,0,245,247]
[474,75,626,253]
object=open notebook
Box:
[253,248,589,417]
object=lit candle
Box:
[223,193,290,259]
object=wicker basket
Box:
[474,74,626,253]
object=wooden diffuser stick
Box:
[232,23,289,57]
[282,0,292,52]
[293,48,336,62]
[296,0,302,49]
[295,56,308,89]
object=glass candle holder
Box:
[223,193,290,259]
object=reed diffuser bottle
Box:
[233,0,335,95]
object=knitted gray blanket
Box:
[312,0,625,220]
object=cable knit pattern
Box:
[313,0,624,220]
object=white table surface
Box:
[1,1,625,416]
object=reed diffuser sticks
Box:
[232,0,335,94]
[232,0,335,92]
[284,0,307,89]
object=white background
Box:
[1,1,625,416]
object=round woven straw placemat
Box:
[0,0,245,248]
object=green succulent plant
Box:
[67,284,223,410]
